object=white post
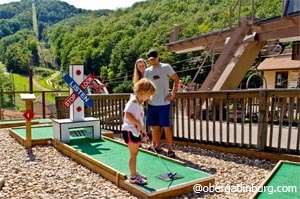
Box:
[69,65,84,121]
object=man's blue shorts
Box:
[146,104,170,127]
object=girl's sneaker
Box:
[137,172,147,179]
[129,175,147,185]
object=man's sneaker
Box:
[137,172,147,179]
[147,146,163,154]
[129,175,147,185]
[167,150,176,158]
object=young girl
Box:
[122,78,156,185]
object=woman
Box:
[133,58,147,85]
[133,58,150,148]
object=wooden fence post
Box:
[257,90,268,151]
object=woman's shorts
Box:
[123,131,141,144]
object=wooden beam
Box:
[257,26,300,41]
[165,15,300,53]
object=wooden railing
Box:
[0,89,299,155]
[54,89,300,155]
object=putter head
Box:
[168,172,177,178]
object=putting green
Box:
[255,161,300,199]
[0,118,51,124]
[9,125,214,197]
[67,135,211,192]
[11,126,53,139]
[10,126,111,139]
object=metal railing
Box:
[0,90,68,119]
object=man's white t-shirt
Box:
[145,63,175,106]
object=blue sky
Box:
[0,0,145,10]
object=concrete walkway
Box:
[173,113,299,150]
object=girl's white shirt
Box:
[121,94,144,137]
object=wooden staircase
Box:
[199,18,264,91]
[212,40,265,90]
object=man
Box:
[144,49,180,158]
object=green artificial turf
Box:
[256,162,300,199]
[68,136,212,193]
[11,125,213,194]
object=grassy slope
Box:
[11,73,58,110]
[11,74,37,110]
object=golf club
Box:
[148,141,177,179]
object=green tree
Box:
[0,0,284,92]
[0,65,14,108]
[5,43,30,75]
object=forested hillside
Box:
[0,0,282,93]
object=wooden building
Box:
[257,54,300,88]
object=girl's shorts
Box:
[122,131,141,144]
